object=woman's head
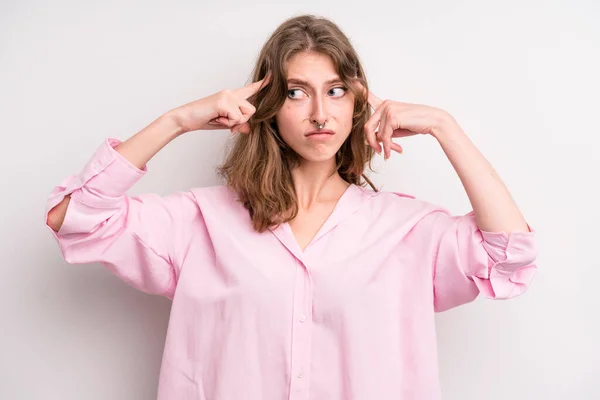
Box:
[275,51,355,164]
[219,14,375,231]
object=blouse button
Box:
[299,315,306,323]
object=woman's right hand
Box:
[170,75,270,135]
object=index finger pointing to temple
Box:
[236,73,272,99]
[368,91,383,110]
[351,79,382,110]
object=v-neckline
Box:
[270,183,366,258]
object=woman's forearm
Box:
[47,111,184,233]
[432,120,530,234]
[114,112,184,169]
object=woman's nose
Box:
[310,96,328,125]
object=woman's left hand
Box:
[364,92,457,159]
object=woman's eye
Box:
[329,87,347,97]
[287,87,347,99]
[287,89,306,99]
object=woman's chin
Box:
[294,146,339,164]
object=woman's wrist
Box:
[162,108,189,137]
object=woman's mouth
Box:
[305,129,335,140]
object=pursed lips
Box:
[305,129,335,137]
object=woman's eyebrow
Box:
[286,78,343,87]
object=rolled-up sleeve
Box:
[44,138,199,298]
[423,210,538,312]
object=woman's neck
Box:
[291,159,349,209]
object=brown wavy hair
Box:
[218,14,376,232]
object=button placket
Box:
[288,259,312,400]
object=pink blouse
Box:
[45,138,537,399]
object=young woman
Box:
[45,14,537,400]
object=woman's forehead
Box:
[284,52,340,85]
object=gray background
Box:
[2,0,598,398]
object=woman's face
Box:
[275,51,355,164]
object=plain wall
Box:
[2,0,599,398]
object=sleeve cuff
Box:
[44,138,147,230]
[480,227,537,274]
[474,226,538,299]
[65,138,146,208]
